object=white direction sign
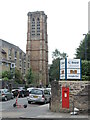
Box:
[60,58,81,80]
[60,59,65,69]
[60,59,65,79]
[67,74,81,79]
[67,59,80,69]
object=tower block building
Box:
[26,11,48,86]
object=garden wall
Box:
[50,81,89,114]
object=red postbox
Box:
[62,87,69,108]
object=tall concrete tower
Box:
[26,11,48,86]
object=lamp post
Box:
[83,34,87,60]
[83,34,88,80]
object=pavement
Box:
[19,104,89,119]
[1,104,90,120]
[20,111,89,120]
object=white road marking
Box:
[38,104,49,107]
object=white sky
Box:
[0,0,89,64]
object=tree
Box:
[15,68,23,84]
[25,68,34,84]
[49,49,67,82]
[75,33,90,60]
[61,52,68,59]
[75,33,90,80]
[81,60,90,80]
[52,49,68,59]
[32,72,39,86]
[49,58,60,82]
[52,49,61,59]
[2,70,13,80]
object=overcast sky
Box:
[0,0,89,64]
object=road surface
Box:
[0,97,89,119]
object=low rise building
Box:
[0,39,30,79]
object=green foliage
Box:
[75,33,90,80]
[75,33,90,60]
[2,69,23,83]
[81,60,90,80]
[50,49,90,82]
[49,49,68,82]
[32,72,39,86]
[82,75,89,81]
[52,49,61,59]
[52,49,67,60]
[2,70,13,80]
[49,58,60,82]
[24,84,28,90]
[15,68,23,84]
[25,68,34,84]
[3,77,9,81]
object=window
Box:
[6,63,8,67]
[15,59,16,64]
[32,18,35,26]
[15,51,17,58]
[9,57,11,60]
[24,54,26,60]
[32,18,35,21]
[44,90,50,95]
[32,27,35,29]
[37,34,40,36]
[30,89,43,95]
[32,34,35,36]
[37,27,40,29]
[37,18,40,26]
[32,24,35,27]
[28,55,30,61]
[24,62,26,67]
[20,61,22,67]
[19,68,21,71]
[37,18,40,21]
[28,63,29,68]
[32,31,35,33]
[31,18,35,36]
[37,18,40,36]
[24,69,25,74]
[19,52,22,59]
[37,24,40,26]
[9,49,11,56]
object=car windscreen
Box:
[30,89,43,95]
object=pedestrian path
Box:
[20,104,89,119]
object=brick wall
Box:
[50,81,89,113]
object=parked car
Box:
[0,89,14,101]
[27,88,51,104]
[46,88,51,95]
[12,88,29,98]
[27,87,35,93]
[12,89,19,98]
[23,90,29,97]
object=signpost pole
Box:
[65,58,67,80]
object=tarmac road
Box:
[0,97,89,119]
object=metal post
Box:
[83,34,87,80]
[83,34,87,60]
[85,35,87,60]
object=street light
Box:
[83,34,87,60]
[83,34,88,80]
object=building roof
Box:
[27,11,46,16]
[0,39,25,54]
